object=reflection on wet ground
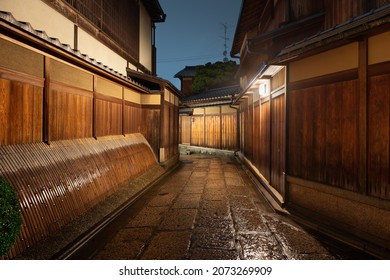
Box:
[93,155,374,260]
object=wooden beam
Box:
[43,56,51,144]
[358,38,368,194]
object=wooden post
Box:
[122,87,125,136]
[220,106,223,149]
[43,56,50,144]
[92,75,97,139]
[358,37,368,194]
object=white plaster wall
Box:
[1,0,74,47]
[139,2,152,72]
[77,28,128,76]
[0,0,138,76]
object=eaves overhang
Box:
[141,0,166,23]
[0,11,152,93]
[127,68,183,98]
[271,4,390,64]
[233,63,267,104]
[233,64,284,104]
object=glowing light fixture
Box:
[258,79,270,97]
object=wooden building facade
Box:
[231,0,390,258]
[178,81,241,152]
[0,0,180,259]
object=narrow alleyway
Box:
[91,154,343,260]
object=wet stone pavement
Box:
[93,155,335,260]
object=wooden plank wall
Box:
[0,74,43,145]
[179,105,238,151]
[191,115,205,147]
[288,79,360,191]
[0,55,149,146]
[0,36,180,258]
[180,115,191,144]
[367,71,390,199]
[221,113,237,150]
[141,107,160,157]
[238,70,286,195]
[160,95,179,161]
[323,0,388,29]
[287,36,390,200]
[124,102,142,134]
[48,82,93,140]
[0,35,167,157]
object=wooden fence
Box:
[0,35,179,258]
[179,105,238,151]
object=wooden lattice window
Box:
[64,0,139,59]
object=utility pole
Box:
[221,23,230,62]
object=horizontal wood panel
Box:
[51,59,93,91]
[95,76,122,99]
[289,43,358,83]
[0,37,44,78]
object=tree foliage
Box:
[191,61,238,94]
[0,177,22,256]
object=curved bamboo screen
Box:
[0,133,157,259]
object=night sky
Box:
[155,0,242,88]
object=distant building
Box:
[175,65,240,151]
[174,66,197,97]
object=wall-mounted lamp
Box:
[258,79,270,97]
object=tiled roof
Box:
[142,0,166,22]
[174,66,197,78]
[181,85,241,107]
[0,11,151,92]
[273,4,390,63]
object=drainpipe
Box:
[230,94,240,154]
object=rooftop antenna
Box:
[221,23,230,62]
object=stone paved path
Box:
[93,155,335,260]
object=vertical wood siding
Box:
[259,99,271,182]
[368,73,390,199]
[324,0,364,29]
[141,108,160,157]
[180,116,191,144]
[252,103,260,168]
[123,103,142,134]
[0,78,43,145]
[191,116,205,147]
[48,83,93,141]
[179,107,237,151]
[94,98,123,137]
[271,95,285,194]
[288,79,359,191]
[160,100,179,160]
[0,37,180,258]
[205,115,221,148]
[221,114,237,150]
